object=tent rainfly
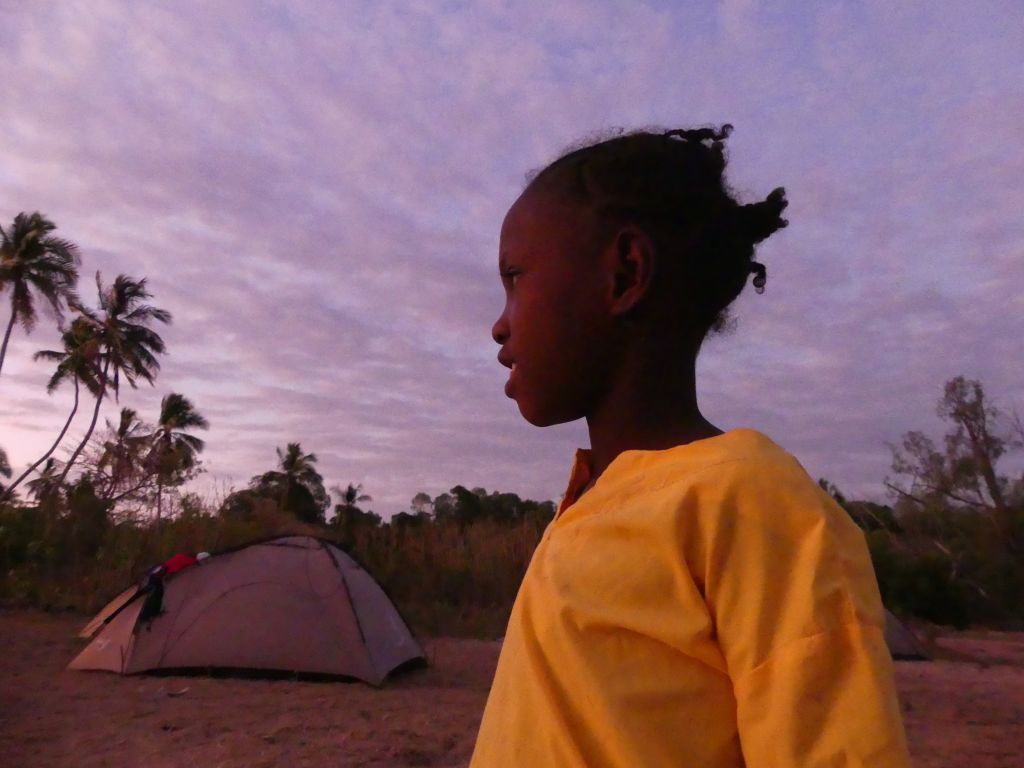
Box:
[70,536,424,685]
[883,609,929,661]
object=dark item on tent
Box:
[70,536,425,685]
[136,567,166,629]
[79,555,205,639]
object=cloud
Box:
[2,0,1022,514]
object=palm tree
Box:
[25,458,62,505]
[0,446,11,496]
[3,317,102,500]
[253,442,328,523]
[332,482,372,515]
[57,273,171,487]
[96,407,151,501]
[147,393,208,522]
[0,212,81,376]
[330,482,375,542]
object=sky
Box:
[2,0,1022,517]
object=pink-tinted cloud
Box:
[2,1,1022,514]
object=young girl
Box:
[471,126,911,767]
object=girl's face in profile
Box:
[492,187,615,427]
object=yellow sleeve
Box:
[699,455,912,767]
[732,621,910,766]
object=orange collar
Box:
[557,448,594,517]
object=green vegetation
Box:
[823,376,1024,629]
[2,211,1022,636]
[243,443,330,525]
[0,484,554,637]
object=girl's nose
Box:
[492,310,509,345]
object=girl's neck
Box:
[583,350,721,488]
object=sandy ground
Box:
[2,611,1023,767]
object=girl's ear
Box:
[606,227,656,317]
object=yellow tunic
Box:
[471,429,910,767]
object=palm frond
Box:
[33,348,64,362]
[11,280,36,331]
[1,212,82,334]
[175,433,205,452]
[125,305,173,324]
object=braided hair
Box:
[528,125,787,338]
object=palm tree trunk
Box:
[153,433,169,524]
[58,360,109,486]
[5,376,80,498]
[0,310,17,377]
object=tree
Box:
[146,393,208,523]
[3,318,102,500]
[330,483,378,542]
[887,376,1022,538]
[431,491,455,522]
[817,477,901,534]
[0,212,81,376]
[937,377,1012,514]
[430,485,555,526]
[218,487,266,522]
[449,485,483,526]
[816,478,846,505]
[333,482,371,512]
[410,492,432,517]
[25,458,63,513]
[94,407,152,504]
[391,510,429,528]
[886,375,1024,622]
[57,273,170,487]
[63,475,113,566]
[0,446,11,495]
[252,443,329,524]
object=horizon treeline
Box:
[2,373,1021,636]
[3,212,1023,636]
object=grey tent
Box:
[884,609,929,661]
[69,536,424,685]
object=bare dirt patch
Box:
[1,611,491,768]
[2,611,1022,767]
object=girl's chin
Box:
[504,365,520,398]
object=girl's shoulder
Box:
[624,428,808,490]
[675,430,858,542]
[626,429,846,532]
[576,429,836,532]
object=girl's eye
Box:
[502,271,521,287]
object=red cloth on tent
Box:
[162,553,198,576]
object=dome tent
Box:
[69,536,424,685]
[883,608,929,661]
